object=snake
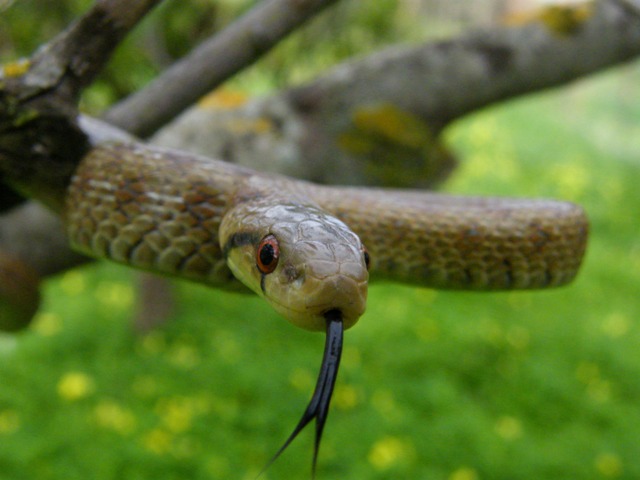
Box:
[52,139,588,475]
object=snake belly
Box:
[66,142,588,298]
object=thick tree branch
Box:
[618,0,640,17]
[286,0,640,131]
[104,0,341,137]
[22,0,162,101]
[0,0,162,209]
[0,1,163,329]
[0,202,86,277]
[153,0,640,188]
[0,201,85,330]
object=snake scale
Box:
[5,136,588,475]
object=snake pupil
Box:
[363,247,370,270]
[260,244,274,265]
[257,235,279,274]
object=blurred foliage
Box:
[0,0,416,110]
[1,1,640,479]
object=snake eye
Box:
[362,245,370,270]
[256,234,280,274]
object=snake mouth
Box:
[263,272,367,331]
[259,309,344,478]
[266,293,363,331]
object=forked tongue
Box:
[258,309,344,479]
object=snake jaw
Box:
[268,271,367,331]
[260,309,344,479]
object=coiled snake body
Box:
[63,141,587,473]
[67,143,587,326]
[62,140,589,472]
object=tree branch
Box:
[0,1,163,329]
[24,0,163,101]
[0,202,86,277]
[152,0,640,188]
[286,0,640,131]
[0,201,87,330]
[103,0,341,137]
[0,0,162,209]
[618,0,640,17]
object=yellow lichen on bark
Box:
[342,103,434,150]
[539,3,593,36]
[338,103,453,186]
[1,59,30,78]
[198,88,249,110]
[502,2,593,36]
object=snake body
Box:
[24,139,589,473]
[66,142,588,330]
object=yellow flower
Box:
[142,428,173,454]
[494,415,523,441]
[289,367,314,392]
[57,372,95,401]
[595,453,623,478]
[168,344,200,369]
[449,467,479,480]
[0,409,20,434]
[94,400,137,435]
[333,384,359,411]
[370,389,403,423]
[95,281,134,309]
[601,313,630,338]
[367,436,415,470]
[32,312,63,336]
[59,271,86,296]
[155,396,204,433]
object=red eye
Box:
[362,245,370,270]
[256,234,280,274]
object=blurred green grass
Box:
[1,62,639,480]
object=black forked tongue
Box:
[259,309,344,479]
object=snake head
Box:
[219,200,369,331]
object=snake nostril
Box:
[283,263,303,283]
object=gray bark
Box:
[155,0,640,188]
